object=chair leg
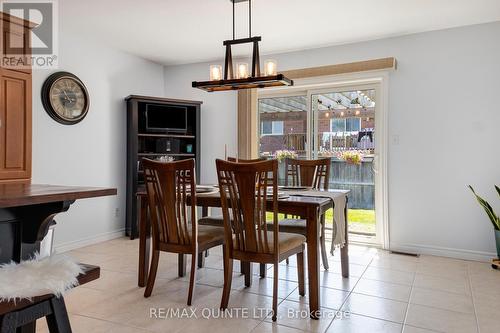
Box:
[243,261,253,287]
[197,252,205,268]
[46,296,72,333]
[187,252,197,306]
[272,263,278,321]
[144,250,160,297]
[259,263,266,278]
[320,215,329,270]
[178,254,187,277]
[297,251,305,296]
[220,245,233,309]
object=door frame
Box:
[256,70,390,249]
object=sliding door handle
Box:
[372,154,379,174]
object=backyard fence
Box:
[277,158,375,209]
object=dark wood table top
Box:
[137,185,334,210]
[195,189,333,208]
[0,184,117,208]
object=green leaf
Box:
[468,185,500,230]
[495,185,500,198]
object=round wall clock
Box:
[41,71,90,125]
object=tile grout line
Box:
[466,263,481,333]
[322,255,374,332]
[399,263,416,333]
[67,313,156,332]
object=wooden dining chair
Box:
[216,159,306,321]
[142,158,225,305]
[198,156,266,271]
[279,158,331,269]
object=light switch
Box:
[392,135,400,145]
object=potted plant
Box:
[274,149,298,163]
[274,150,297,185]
[334,150,365,165]
[468,185,500,259]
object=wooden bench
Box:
[0,264,100,333]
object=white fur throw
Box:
[0,253,83,301]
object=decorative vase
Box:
[495,229,500,259]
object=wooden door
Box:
[0,69,32,181]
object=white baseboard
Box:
[54,229,126,253]
[389,242,497,262]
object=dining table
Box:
[0,183,117,332]
[137,186,349,319]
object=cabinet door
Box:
[0,69,32,181]
[1,18,31,73]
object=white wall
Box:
[164,22,500,260]
[164,63,237,184]
[32,16,165,251]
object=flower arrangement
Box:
[274,149,298,163]
[336,150,364,165]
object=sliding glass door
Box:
[311,88,377,242]
[258,85,381,245]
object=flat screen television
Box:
[145,103,188,133]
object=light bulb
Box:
[210,65,222,81]
[264,59,277,76]
[236,63,249,79]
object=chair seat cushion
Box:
[198,215,224,227]
[278,219,306,228]
[233,231,305,254]
[267,219,307,235]
[194,225,225,246]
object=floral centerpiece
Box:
[274,149,298,163]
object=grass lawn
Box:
[265,209,376,234]
[325,209,376,234]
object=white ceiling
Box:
[62,0,500,66]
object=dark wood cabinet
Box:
[125,95,202,238]
[0,13,33,183]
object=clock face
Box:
[49,78,87,120]
[42,72,90,125]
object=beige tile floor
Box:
[35,237,500,333]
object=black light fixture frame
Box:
[192,0,293,92]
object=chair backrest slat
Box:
[143,158,196,249]
[216,159,278,255]
[285,158,331,190]
[227,156,266,163]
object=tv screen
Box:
[145,104,187,133]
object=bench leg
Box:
[1,312,18,333]
[46,297,72,333]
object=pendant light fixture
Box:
[192,0,293,92]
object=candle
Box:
[264,59,277,76]
[210,65,222,81]
[236,63,249,79]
